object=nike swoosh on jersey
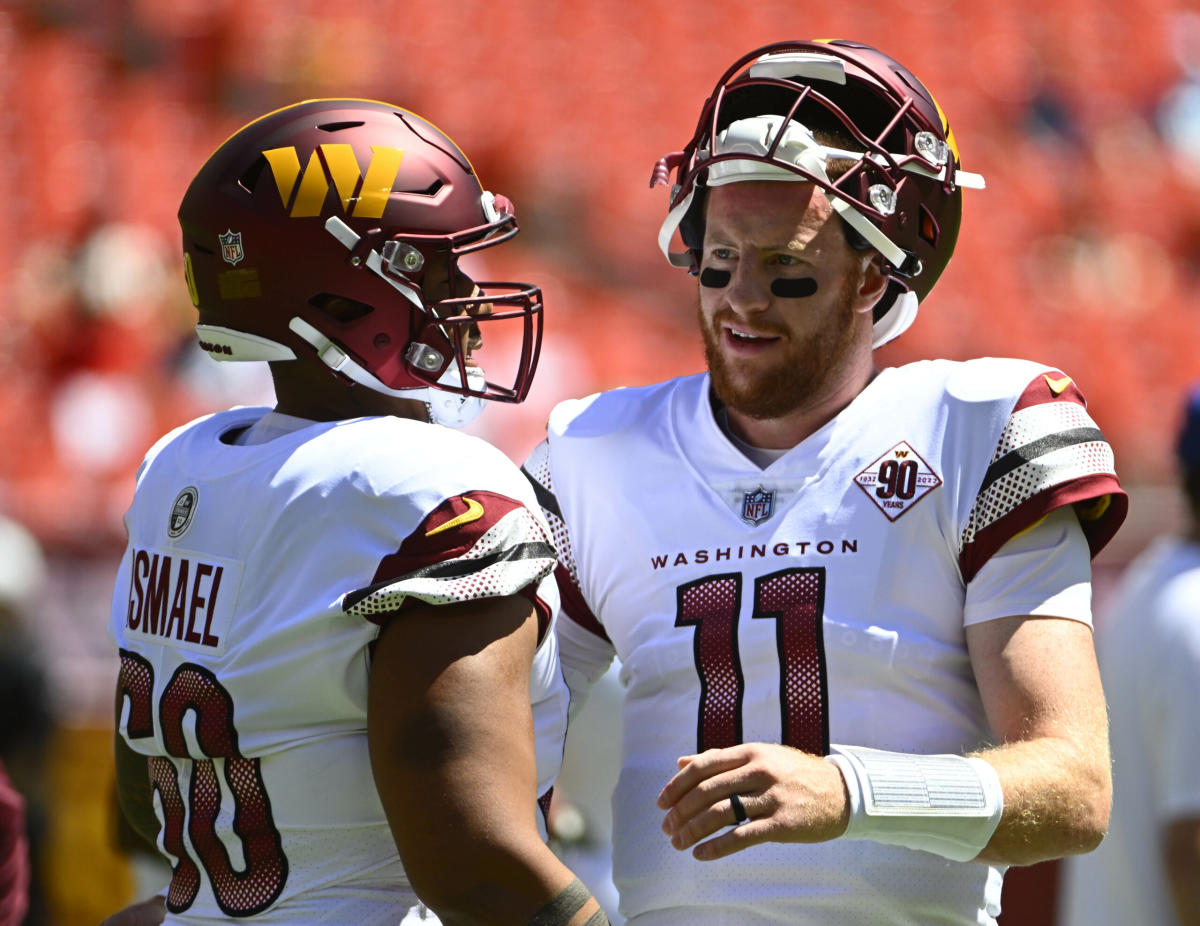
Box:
[425,497,485,537]
[1043,374,1073,395]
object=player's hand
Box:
[657,742,850,860]
[98,894,166,926]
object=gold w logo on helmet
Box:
[262,144,404,219]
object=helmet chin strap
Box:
[307,216,488,428]
[287,317,487,428]
[871,290,918,348]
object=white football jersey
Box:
[525,358,1125,926]
[1058,537,1200,926]
[109,407,568,924]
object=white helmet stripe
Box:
[324,215,425,313]
[826,195,908,268]
[748,51,848,85]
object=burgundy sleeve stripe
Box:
[979,427,1107,492]
[1011,372,1087,413]
[959,475,1127,582]
[382,491,528,578]
[521,465,563,521]
[345,541,555,610]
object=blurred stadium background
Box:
[0,0,1196,921]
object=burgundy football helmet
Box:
[652,39,985,347]
[179,99,542,426]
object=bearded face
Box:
[699,267,863,421]
[696,182,879,428]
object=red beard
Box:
[699,271,862,422]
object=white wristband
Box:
[826,744,1004,862]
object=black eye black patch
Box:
[770,278,818,298]
[699,268,731,288]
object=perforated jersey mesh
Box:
[961,401,1115,549]
[522,440,583,590]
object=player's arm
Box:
[106,722,169,926]
[957,504,1109,865]
[98,896,167,926]
[113,725,160,852]
[1164,816,1200,925]
[367,592,606,926]
[965,612,1110,865]
[660,509,1106,865]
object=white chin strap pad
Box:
[287,316,487,429]
[422,366,487,429]
[871,290,919,349]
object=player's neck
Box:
[723,366,878,451]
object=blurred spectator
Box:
[1158,11,1200,184]
[0,515,53,925]
[1058,383,1200,926]
[0,760,28,926]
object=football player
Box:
[1059,386,1200,926]
[524,40,1126,924]
[106,100,607,925]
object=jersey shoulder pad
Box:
[944,357,1063,405]
[547,375,704,440]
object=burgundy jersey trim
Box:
[555,562,609,642]
[1011,370,1087,412]
[959,371,1127,583]
[348,541,555,615]
[377,490,528,577]
[960,474,1127,583]
[346,489,556,628]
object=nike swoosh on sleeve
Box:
[1043,374,1073,395]
[425,497,485,537]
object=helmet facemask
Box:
[306,193,543,426]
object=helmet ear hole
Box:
[919,206,939,247]
[310,293,374,324]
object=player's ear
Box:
[854,254,889,316]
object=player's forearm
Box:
[413,841,607,926]
[1164,818,1200,926]
[114,731,161,851]
[971,734,1111,866]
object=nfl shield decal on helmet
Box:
[741,486,775,525]
[168,486,199,538]
[854,442,941,521]
[219,229,244,266]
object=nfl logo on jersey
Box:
[219,229,244,266]
[741,486,775,525]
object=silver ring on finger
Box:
[729,793,748,825]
